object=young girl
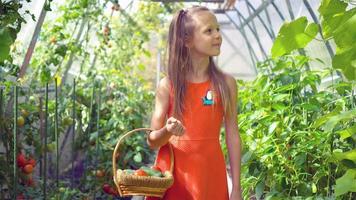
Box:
[146,6,242,200]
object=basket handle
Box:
[112,128,174,183]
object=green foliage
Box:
[0,27,14,62]
[334,169,356,196]
[272,0,356,80]
[271,17,318,58]
[0,0,175,197]
[236,54,355,199]
[0,0,34,77]
[319,0,356,80]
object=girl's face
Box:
[186,11,222,57]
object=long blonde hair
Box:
[167,6,233,120]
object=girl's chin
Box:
[210,50,221,56]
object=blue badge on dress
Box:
[202,90,214,105]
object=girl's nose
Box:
[215,31,222,40]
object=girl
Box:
[146,6,242,200]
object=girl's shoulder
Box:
[158,77,170,89]
[156,77,171,97]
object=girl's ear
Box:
[184,37,193,48]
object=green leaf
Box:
[312,106,342,128]
[0,28,14,62]
[55,44,68,57]
[324,109,356,132]
[271,17,318,58]
[335,169,356,196]
[318,0,347,17]
[337,125,356,140]
[272,103,287,112]
[137,63,145,71]
[301,103,320,112]
[332,45,356,81]
[44,2,52,11]
[333,149,356,162]
[333,9,356,48]
[133,152,142,163]
[242,151,253,163]
[272,94,290,102]
[273,84,296,92]
[268,122,279,134]
[255,181,265,200]
[40,65,51,84]
[295,153,307,166]
[319,2,356,80]
[341,159,356,168]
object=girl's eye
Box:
[206,28,220,33]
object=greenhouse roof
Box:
[15,0,351,82]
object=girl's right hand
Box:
[166,117,185,136]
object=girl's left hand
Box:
[230,190,243,200]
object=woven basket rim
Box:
[112,128,175,197]
[117,169,173,181]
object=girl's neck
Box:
[188,56,210,82]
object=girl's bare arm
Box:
[224,75,242,196]
[147,77,172,149]
[147,78,185,149]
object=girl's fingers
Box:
[179,126,184,134]
[173,126,181,135]
[175,126,181,135]
[167,119,186,136]
[176,125,184,135]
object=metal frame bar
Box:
[239,0,274,29]
[234,8,268,59]
[12,86,18,200]
[71,79,76,188]
[271,1,285,21]
[43,83,48,199]
[286,0,295,20]
[18,0,48,80]
[245,0,274,40]
[263,1,275,40]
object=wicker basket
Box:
[112,128,174,197]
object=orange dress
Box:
[146,80,229,200]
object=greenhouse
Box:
[0,0,355,199]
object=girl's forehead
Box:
[191,11,218,27]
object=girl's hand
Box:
[166,117,185,136]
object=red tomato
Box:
[151,165,162,172]
[134,169,148,176]
[17,154,27,168]
[27,158,36,167]
[109,187,118,196]
[102,183,111,194]
[25,178,35,187]
[22,164,34,174]
[16,194,25,200]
